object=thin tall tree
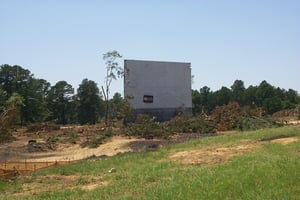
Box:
[101,50,123,125]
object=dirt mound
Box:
[170,137,299,165]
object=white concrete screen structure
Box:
[124,60,192,121]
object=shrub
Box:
[81,134,107,148]
[235,116,283,131]
[167,115,216,134]
[125,114,168,139]
[81,128,114,148]
[125,114,216,139]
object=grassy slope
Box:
[1,125,300,200]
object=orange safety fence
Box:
[0,160,73,179]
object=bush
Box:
[81,128,114,148]
[235,116,283,131]
[167,115,216,134]
[125,114,216,139]
[81,134,107,148]
[125,114,169,139]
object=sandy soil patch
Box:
[170,142,257,165]
[170,137,299,165]
[23,136,135,162]
[0,136,142,162]
[287,120,300,125]
[269,137,299,145]
[13,174,109,197]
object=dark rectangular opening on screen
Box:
[143,95,153,103]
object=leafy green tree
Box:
[283,89,298,109]
[47,81,74,124]
[192,86,213,114]
[244,85,258,106]
[192,90,201,114]
[0,64,32,99]
[0,64,51,123]
[77,79,103,124]
[67,95,79,124]
[0,93,24,141]
[21,78,51,123]
[212,86,232,107]
[109,92,123,119]
[255,80,280,114]
[256,81,275,104]
[0,88,6,112]
[119,95,135,123]
[101,50,123,125]
[231,80,246,105]
[263,97,282,114]
[199,86,212,113]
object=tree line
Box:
[0,64,124,125]
[192,80,300,115]
[1,64,300,126]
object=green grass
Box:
[1,125,300,200]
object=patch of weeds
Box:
[74,177,90,186]
[125,114,216,139]
[104,127,113,138]
[81,128,113,148]
[47,136,60,143]
[0,180,22,194]
[167,115,216,134]
[125,114,169,139]
[67,131,78,143]
[56,168,73,176]
[235,116,283,131]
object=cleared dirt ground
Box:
[0,127,206,179]
[1,124,298,179]
[169,137,299,165]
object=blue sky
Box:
[1,0,299,95]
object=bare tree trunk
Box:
[102,86,109,125]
